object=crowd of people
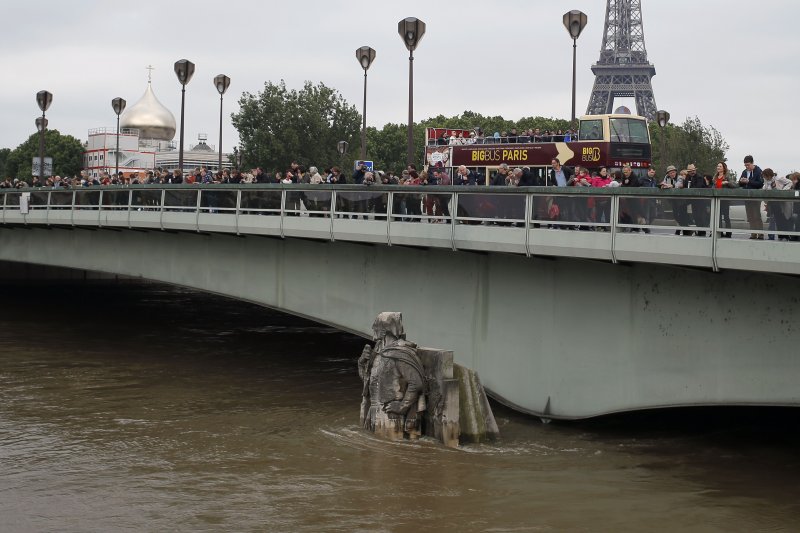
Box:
[3,155,798,239]
[430,127,578,146]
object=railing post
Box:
[126,188,132,229]
[450,191,457,251]
[387,190,393,246]
[159,189,166,231]
[70,190,76,227]
[279,187,286,239]
[710,195,720,273]
[330,189,337,242]
[46,190,51,226]
[235,189,241,236]
[98,190,104,228]
[195,187,202,233]
[610,193,619,264]
[524,192,532,258]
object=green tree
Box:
[232,80,361,173]
[0,148,10,179]
[365,123,406,173]
[4,130,85,182]
[650,116,729,176]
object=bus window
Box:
[609,118,649,143]
[579,119,603,140]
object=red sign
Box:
[448,143,611,168]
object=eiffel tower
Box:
[586,0,658,121]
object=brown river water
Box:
[1,282,798,532]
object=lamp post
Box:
[337,140,348,170]
[355,46,376,161]
[213,74,231,171]
[656,109,670,170]
[35,117,48,179]
[174,59,195,173]
[562,10,587,127]
[111,97,127,179]
[36,90,53,180]
[398,17,426,167]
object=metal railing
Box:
[2,185,799,273]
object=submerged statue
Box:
[358,312,427,440]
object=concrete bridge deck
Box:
[2,185,799,418]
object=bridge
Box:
[2,185,799,419]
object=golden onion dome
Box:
[120,82,176,141]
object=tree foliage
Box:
[362,111,573,173]
[232,80,361,173]
[3,130,85,181]
[650,116,729,175]
[0,148,10,179]
[230,79,730,179]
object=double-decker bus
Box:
[424,113,651,184]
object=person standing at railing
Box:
[568,167,592,229]
[548,159,573,227]
[637,167,658,233]
[590,166,613,229]
[762,168,793,241]
[619,164,641,231]
[660,165,691,235]
[712,162,736,238]
[738,155,764,239]
[685,164,710,237]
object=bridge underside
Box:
[1,226,798,419]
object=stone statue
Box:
[358,312,427,440]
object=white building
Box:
[83,78,232,177]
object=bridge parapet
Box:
[2,185,799,275]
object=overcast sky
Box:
[2,0,798,175]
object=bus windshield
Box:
[609,118,649,143]
[579,119,603,140]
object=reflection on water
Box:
[1,282,799,531]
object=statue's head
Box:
[372,312,405,341]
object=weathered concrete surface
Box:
[1,226,799,419]
[454,364,499,443]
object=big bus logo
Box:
[582,147,601,162]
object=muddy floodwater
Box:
[1,282,798,532]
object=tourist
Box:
[590,166,613,227]
[762,168,793,241]
[685,164,709,236]
[738,155,764,239]
[712,162,736,237]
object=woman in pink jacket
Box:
[590,167,613,227]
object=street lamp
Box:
[337,140,348,169]
[656,109,670,170]
[174,59,195,173]
[111,97,127,179]
[398,17,426,166]
[213,74,231,171]
[36,90,53,180]
[562,10,587,127]
[355,46,376,161]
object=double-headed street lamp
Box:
[213,74,231,171]
[111,97,127,179]
[656,109,670,169]
[398,17,425,167]
[355,46,376,161]
[562,10,587,127]
[36,90,53,180]
[174,59,196,173]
